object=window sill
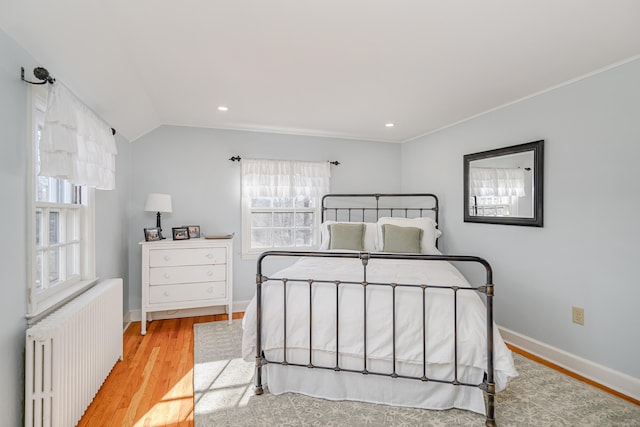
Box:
[27,277,99,325]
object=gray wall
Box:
[95,138,131,312]
[0,29,32,426]
[0,29,131,426]
[401,58,640,378]
[128,126,402,308]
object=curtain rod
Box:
[229,156,340,166]
[21,66,117,136]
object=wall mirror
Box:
[464,140,544,227]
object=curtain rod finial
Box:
[21,66,55,85]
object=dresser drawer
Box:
[149,247,226,267]
[149,264,226,285]
[148,281,226,304]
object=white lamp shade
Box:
[144,193,173,213]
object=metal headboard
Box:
[321,193,439,226]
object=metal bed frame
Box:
[253,194,497,426]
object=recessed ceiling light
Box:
[385,123,395,128]
[217,106,229,112]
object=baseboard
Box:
[498,326,640,401]
[127,300,251,322]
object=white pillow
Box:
[376,217,442,254]
[320,221,377,251]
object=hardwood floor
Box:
[78,313,243,427]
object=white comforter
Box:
[242,254,518,412]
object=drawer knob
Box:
[207,287,213,293]
[164,291,169,296]
[207,270,213,276]
[164,255,170,261]
[164,273,170,279]
[205,253,214,259]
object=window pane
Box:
[251,212,272,227]
[66,210,78,241]
[294,196,314,208]
[49,211,60,244]
[57,180,73,204]
[295,229,312,246]
[35,252,43,291]
[36,176,49,203]
[251,197,271,208]
[251,229,272,248]
[273,212,293,227]
[273,229,293,247]
[295,212,313,227]
[35,209,43,246]
[273,197,293,208]
[51,180,61,203]
[48,248,60,283]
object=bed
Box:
[241,194,518,426]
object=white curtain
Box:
[469,167,525,197]
[241,158,330,199]
[39,83,118,190]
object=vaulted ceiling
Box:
[1,1,639,142]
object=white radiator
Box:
[25,278,123,427]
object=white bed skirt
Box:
[263,363,487,415]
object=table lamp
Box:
[145,193,172,239]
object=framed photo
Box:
[186,225,201,238]
[144,227,161,242]
[172,227,190,240]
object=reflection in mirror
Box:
[468,151,533,217]
[464,140,543,227]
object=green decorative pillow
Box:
[329,223,365,251]
[382,224,423,253]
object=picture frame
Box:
[144,227,161,242]
[185,225,201,239]
[172,227,190,240]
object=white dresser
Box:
[140,237,233,334]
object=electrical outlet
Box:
[572,306,584,325]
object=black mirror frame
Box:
[464,140,544,227]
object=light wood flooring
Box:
[78,313,243,427]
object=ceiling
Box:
[1,1,639,143]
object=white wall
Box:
[401,58,640,379]
[128,126,402,309]
[0,28,132,426]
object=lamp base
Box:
[156,212,166,239]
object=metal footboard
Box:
[254,251,496,427]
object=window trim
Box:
[27,86,97,319]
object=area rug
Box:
[193,320,640,426]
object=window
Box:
[241,159,330,257]
[28,86,96,317]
